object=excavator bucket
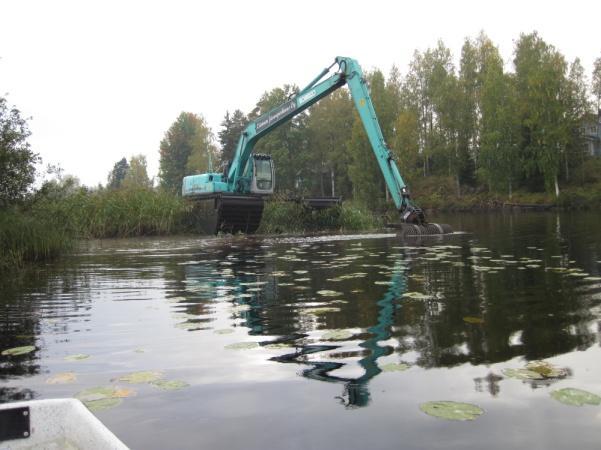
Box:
[386,222,454,237]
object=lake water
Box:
[2,212,601,449]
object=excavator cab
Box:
[250,154,274,195]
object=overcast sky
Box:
[1,0,600,186]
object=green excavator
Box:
[182,56,452,236]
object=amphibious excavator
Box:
[182,56,452,236]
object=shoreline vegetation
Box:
[2,179,600,271]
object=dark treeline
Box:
[159,31,601,209]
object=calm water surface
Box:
[2,212,601,449]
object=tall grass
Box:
[61,188,189,238]
[258,200,380,234]
[0,208,74,271]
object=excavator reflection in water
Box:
[181,239,408,408]
[267,261,406,408]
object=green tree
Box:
[218,109,247,165]
[305,89,354,197]
[122,154,152,189]
[402,42,460,180]
[0,96,39,206]
[185,124,218,175]
[562,58,591,182]
[479,70,521,196]
[592,56,601,110]
[107,157,129,189]
[514,32,568,196]
[392,109,420,186]
[159,112,214,193]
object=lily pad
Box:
[525,360,568,378]
[264,342,294,349]
[46,372,76,384]
[305,307,341,315]
[419,401,484,421]
[214,328,235,335]
[64,353,90,361]
[463,316,484,324]
[229,304,251,313]
[550,388,601,406]
[381,362,410,372]
[117,371,163,384]
[225,342,259,350]
[583,276,601,281]
[76,386,134,412]
[1,345,36,356]
[317,290,341,297]
[175,322,202,330]
[322,329,353,340]
[150,379,189,390]
[402,292,432,300]
[502,368,543,380]
[85,397,123,412]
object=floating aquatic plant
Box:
[503,360,568,380]
[402,292,432,300]
[419,401,484,421]
[175,322,201,330]
[322,329,353,340]
[381,362,410,372]
[46,372,77,384]
[304,307,341,315]
[550,388,601,406]
[317,290,341,297]
[116,371,163,384]
[214,328,235,335]
[525,360,568,379]
[502,368,543,380]
[150,380,189,391]
[225,342,259,350]
[1,345,36,356]
[64,353,90,361]
[76,386,135,412]
[463,316,484,324]
[229,305,251,313]
[264,342,294,349]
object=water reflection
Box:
[1,212,601,426]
